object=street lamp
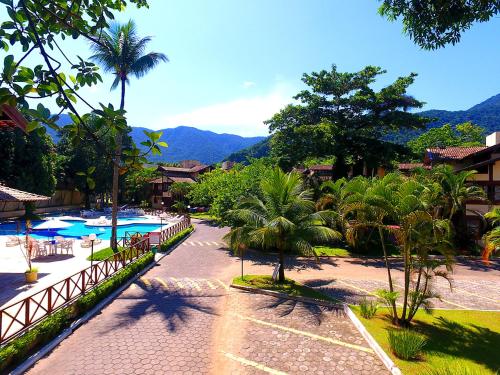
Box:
[89,233,96,284]
[159,212,167,245]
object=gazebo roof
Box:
[0,184,51,202]
[0,104,28,133]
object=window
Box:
[476,165,488,174]
[495,186,500,202]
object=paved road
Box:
[27,222,233,375]
[26,221,388,374]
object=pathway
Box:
[24,219,500,374]
[25,220,387,374]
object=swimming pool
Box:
[0,218,162,240]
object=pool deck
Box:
[0,219,182,309]
[0,238,110,308]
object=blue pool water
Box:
[0,218,161,240]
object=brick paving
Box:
[219,292,387,374]
[306,277,500,310]
[27,222,233,375]
[23,219,500,374]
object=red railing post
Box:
[66,278,70,300]
[81,270,86,292]
[25,299,30,327]
[47,287,52,313]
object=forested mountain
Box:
[388,93,500,144]
[129,126,264,164]
[227,93,500,162]
[46,117,264,164]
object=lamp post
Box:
[159,212,167,245]
[89,233,96,284]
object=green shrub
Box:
[388,329,427,360]
[159,225,194,252]
[0,252,154,374]
[359,298,378,319]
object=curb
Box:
[343,305,402,375]
[229,283,401,375]
[11,226,196,375]
[229,284,343,309]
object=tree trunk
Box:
[278,245,285,283]
[378,227,397,322]
[400,243,411,326]
[110,77,126,251]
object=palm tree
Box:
[431,165,485,250]
[224,168,341,283]
[432,165,485,221]
[91,20,168,250]
[341,175,453,326]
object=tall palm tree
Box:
[91,20,168,250]
[224,168,341,283]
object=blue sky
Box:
[5,1,500,136]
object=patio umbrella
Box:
[34,218,73,240]
[34,218,73,230]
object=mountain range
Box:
[226,93,500,162]
[49,116,265,164]
[49,93,499,164]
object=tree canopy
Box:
[0,0,165,176]
[188,159,275,220]
[407,122,485,156]
[266,65,428,174]
[379,0,500,49]
[0,128,56,196]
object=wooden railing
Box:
[0,217,191,345]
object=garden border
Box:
[343,304,402,375]
[11,225,196,375]
[229,283,402,375]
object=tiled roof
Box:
[166,176,196,183]
[398,163,431,170]
[189,164,210,173]
[158,164,209,173]
[308,165,334,171]
[0,184,50,202]
[426,147,487,161]
[0,104,28,133]
[150,177,163,184]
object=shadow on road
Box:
[101,283,223,334]
[242,291,344,326]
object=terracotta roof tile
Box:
[426,147,487,161]
[166,176,196,183]
[308,165,334,171]
[398,163,431,170]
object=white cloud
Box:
[155,84,295,137]
[242,81,256,89]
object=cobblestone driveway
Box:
[25,221,389,374]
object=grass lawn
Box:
[190,212,218,221]
[352,306,500,374]
[86,246,124,261]
[313,246,351,257]
[232,274,337,302]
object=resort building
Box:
[150,160,212,208]
[396,131,500,238]
[423,132,500,213]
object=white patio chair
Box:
[5,236,22,247]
